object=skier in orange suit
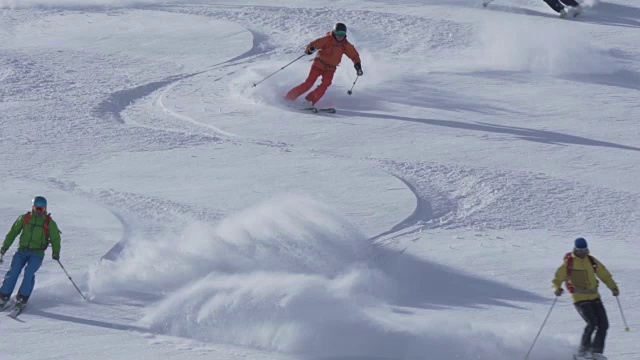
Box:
[285,23,363,106]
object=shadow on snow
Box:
[338,110,640,152]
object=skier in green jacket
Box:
[0,196,61,307]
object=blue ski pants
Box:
[0,250,44,298]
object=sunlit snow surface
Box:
[0,1,638,359]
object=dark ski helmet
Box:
[32,196,47,209]
[574,237,588,251]
[332,23,347,36]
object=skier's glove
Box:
[612,287,619,297]
[354,62,363,76]
[554,288,563,297]
[0,248,6,255]
[305,46,316,55]
[52,253,60,261]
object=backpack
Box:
[22,212,52,250]
[564,252,598,294]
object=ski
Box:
[6,303,26,319]
[302,107,336,114]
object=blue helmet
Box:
[32,196,47,208]
[574,237,588,251]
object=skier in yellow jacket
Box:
[552,238,619,360]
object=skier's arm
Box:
[2,215,26,251]
[594,258,617,291]
[551,261,568,291]
[48,219,61,256]
[344,42,361,65]
[306,36,330,54]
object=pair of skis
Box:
[302,107,336,114]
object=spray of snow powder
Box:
[87,194,574,359]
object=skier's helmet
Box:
[32,196,47,209]
[574,237,588,251]
[332,23,347,36]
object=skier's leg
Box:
[16,252,43,302]
[543,0,566,13]
[591,298,609,355]
[305,70,335,105]
[575,300,598,353]
[285,66,323,102]
[0,251,28,298]
[559,0,580,7]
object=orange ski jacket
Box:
[305,33,361,70]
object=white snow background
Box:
[0,0,638,359]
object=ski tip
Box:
[7,309,22,319]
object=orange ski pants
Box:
[285,64,335,105]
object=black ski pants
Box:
[574,298,609,354]
[543,0,580,13]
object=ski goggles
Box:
[334,31,346,36]
[33,206,46,212]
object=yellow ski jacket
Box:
[552,252,617,303]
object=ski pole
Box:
[0,254,4,264]
[347,75,360,95]
[252,54,307,88]
[524,296,558,360]
[616,296,630,332]
[57,260,89,302]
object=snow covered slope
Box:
[0,1,638,359]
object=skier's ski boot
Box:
[591,353,607,360]
[15,294,28,306]
[559,8,569,18]
[12,294,28,313]
[302,99,315,108]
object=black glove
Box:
[354,62,363,76]
[52,253,60,261]
[305,46,316,55]
[554,288,563,297]
[0,248,6,255]
[612,287,619,297]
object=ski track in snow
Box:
[381,159,640,235]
